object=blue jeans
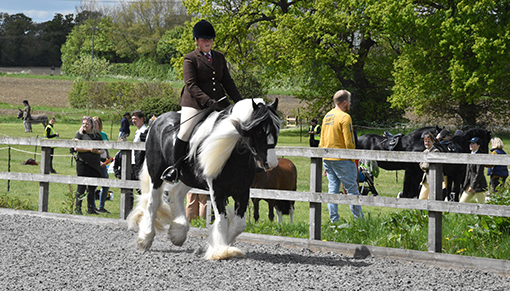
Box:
[323,159,364,221]
[99,166,110,209]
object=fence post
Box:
[428,162,443,252]
[120,149,132,219]
[309,157,322,240]
[38,146,51,212]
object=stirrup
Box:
[161,166,179,183]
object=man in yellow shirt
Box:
[319,90,363,221]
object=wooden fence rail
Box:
[2,137,510,263]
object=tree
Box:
[181,0,403,124]
[0,13,35,66]
[384,0,510,127]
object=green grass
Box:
[2,103,510,260]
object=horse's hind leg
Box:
[166,182,191,246]
[135,186,164,250]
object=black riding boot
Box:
[161,138,188,183]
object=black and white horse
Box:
[127,98,281,260]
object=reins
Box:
[166,96,228,133]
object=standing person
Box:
[44,117,59,173]
[22,100,32,133]
[308,118,321,147]
[418,132,441,200]
[460,137,488,204]
[319,90,363,221]
[93,116,112,213]
[131,110,148,180]
[74,116,104,215]
[487,137,508,193]
[161,19,242,183]
[118,112,131,141]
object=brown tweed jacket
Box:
[180,48,242,110]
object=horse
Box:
[357,126,491,200]
[127,98,281,260]
[251,157,297,223]
[357,126,441,198]
[17,109,48,132]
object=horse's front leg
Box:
[166,182,191,246]
[205,184,246,260]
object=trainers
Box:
[87,208,100,215]
[97,207,110,214]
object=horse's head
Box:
[234,98,281,171]
[456,128,491,153]
[17,109,23,119]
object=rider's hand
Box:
[205,98,218,110]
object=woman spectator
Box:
[93,116,111,213]
[487,137,508,193]
[74,116,104,215]
[418,132,441,200]
[460,137,488,203]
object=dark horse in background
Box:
[127,98,281,260]
[251,157,297,223]
[357,126,441,198]
[357,126,491,199]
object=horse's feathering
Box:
[188,99,264,179]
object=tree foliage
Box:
[380,0,510,126]
[181,0,403,124]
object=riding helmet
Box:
[193,20,216,39]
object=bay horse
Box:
[251,157,297,223]
[357,126,441,198]
[127,98,281,260]
[17,109,48,131]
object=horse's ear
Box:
[18,108,22,112]
[269,98,279,111]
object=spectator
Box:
[22,100,32,133]
[186,192,207,222]
[44,117,59,173]
[161,19,242,183]
[118,112,131,141]
[131,110,148,180]
[74,116,104,215]
[487,137,508,193]
[460,137,488,204]
[319,89,363,221]
[93,116,112,214]
[418,132,441,200]
[308,118,321,147]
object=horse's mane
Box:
[188,98,269,179]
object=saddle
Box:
[382,131,403,151]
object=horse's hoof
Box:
[136,232,155,250]
[204,245,245,260]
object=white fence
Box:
[1,136,510,273]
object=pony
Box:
[17,109,48,131]
[357,126,441,198]
[127,98,281,260]
[251,157,297,223]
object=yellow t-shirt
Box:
[319,108,355,161]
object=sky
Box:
[1,0,82,23]
[1,0,122,24]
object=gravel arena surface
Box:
[1,211,509,290]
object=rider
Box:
[161,20,242,183]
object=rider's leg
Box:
[162,107,207,182]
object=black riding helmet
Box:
[193,20,216,39]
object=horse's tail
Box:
[127,162,150,230]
